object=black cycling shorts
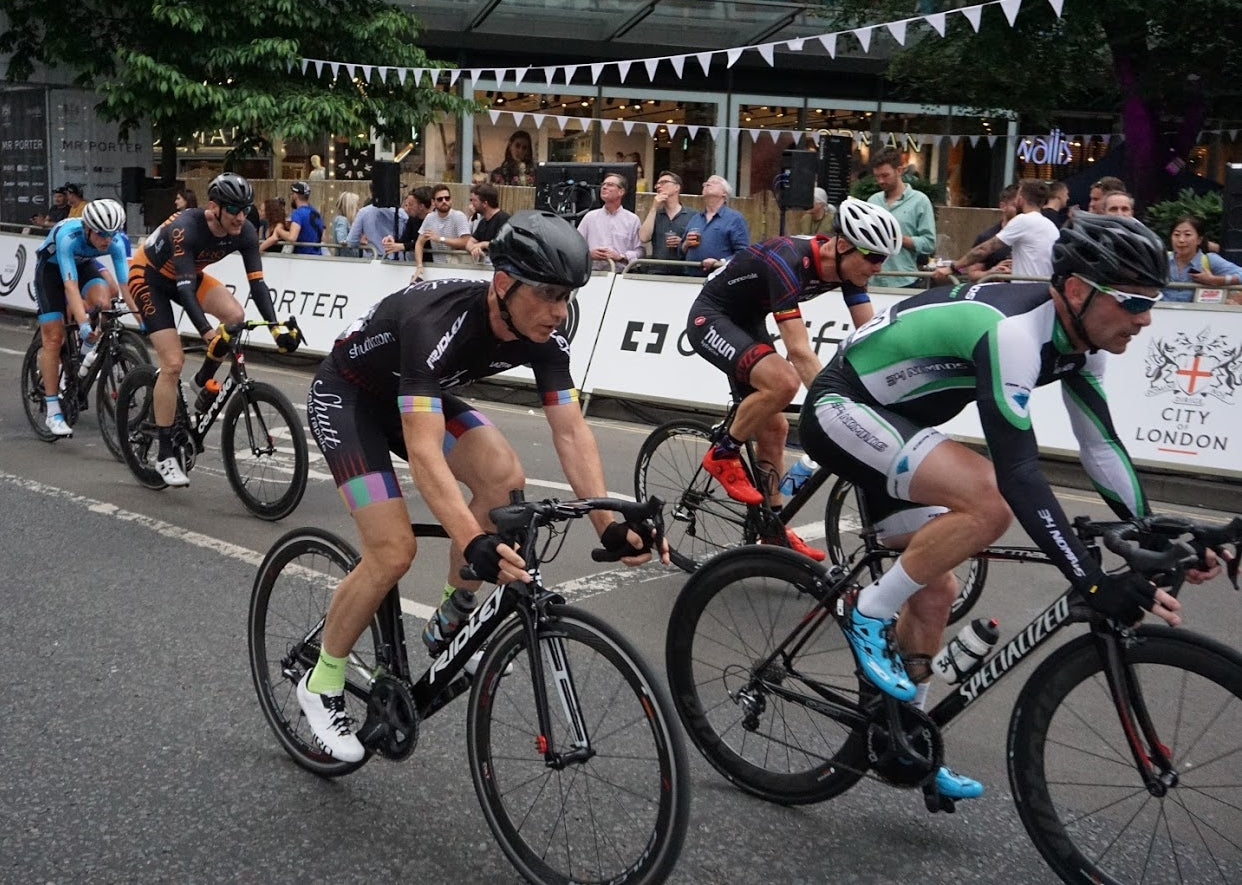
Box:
[34,255,108,323]
[685,307,777,395]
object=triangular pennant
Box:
[765,129,780,142]
[1101,134,1112,146]
[667,125,682,139]
[616,60,633,82]
[1230,129,1238,141]
[818,34,837,58]
[622,120,636,135]
[756,43,775,66]
[590,62,606,83]
[554,115,569,131]
[785,38,804,51]
[925,12,947,36]
[1000,0,1022,26]
[313,60,324,77]
[396,67,408,85]
[747,128,762,143]
[887,20,909,46]
[644,58,660,80]
[544,66,557,86]
[449,69,461,87]
[377,66,388,83]
[492,68,506,88]
[726,47,744,67]
[670,55,686,77]
[513,67,527,87]
[696,52,713,76]
[853,27,873,52]
[489,110,501,124]
[345,63,357,80]
[468,69,481,90]
[513,112,526,128]
[531,114,545,129]
[987,134,999,146]
[562,65,578,84]
[1047,0,1064,14]
[599,119,613,134]
[645,123,660,137]
[969,134,981,146]
[329,62,341,78]
[300,58,310,75]
[687,125,700,140]
[708,126,720,140]
[962,5,983,32]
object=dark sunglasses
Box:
[854,246,888,266]
[434,195,452,202]
[221,202,252,216]
[1074,275,1161,314]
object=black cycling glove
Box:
[600,521,655,559]
[1074,569,1156,624]
[464,533,508,584]
[271,324,301,354]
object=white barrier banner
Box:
[0,231,45,312]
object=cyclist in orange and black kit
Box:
[128,172,300,487]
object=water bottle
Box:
[779,453,818,496]
[77,339,98,379]
[194,378,222,414]
[932,617,1000,684]
[422,587,478,654]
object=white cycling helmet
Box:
[81,198,126,235]
[834,196,901,257]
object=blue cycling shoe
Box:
[933,766,984,800]
[842,605,916,702]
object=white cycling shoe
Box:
[296,672,365,763]
[45,413,73,438]
[155,456,190,487]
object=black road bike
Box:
[634,403,988,624]
[115,319,308,520]
[20,303,151,458]
[664,513,1242,883]
[248,494,690,885]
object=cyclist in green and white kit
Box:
[799,213,1222,802]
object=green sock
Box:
[307,648,348,694]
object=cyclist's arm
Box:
[236,227,278,324]
[543,397,616,537]
[774,314,822,389]
[1062,365,1148,519]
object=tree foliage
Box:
[0,0,479,176]
[818,0,1242,203]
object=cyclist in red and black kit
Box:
[296,210,666,762]
[686,197,901,559]
[128,172,300,487]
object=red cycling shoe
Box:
[701,450,764,506]
[762,527,826,561]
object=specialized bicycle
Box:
[114,318,308,520]
[665,512,1242,883]
[248,493,690,885]
[20,302,151,458]
[634,402,987,622]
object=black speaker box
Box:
[780,150,818,210]
[370,161,401,208]
[1223,163,1242,253]
[121,166,146,203]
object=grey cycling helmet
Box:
[1052,212,1167,288]
[80,199,126,235]
[489,210,592,289]
[834,197,901,256]
[207,172,254,207]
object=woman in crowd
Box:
[259,198,288,252]
[174,188,198,211]
[1164,214,1242,302]
[332,191,361,258]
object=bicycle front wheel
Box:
[248,527,378,778]
[20,332,77,441]
[824,475,987,626]
[1008,627,1242,883]
[96,345,149,461]
[468,606,690,885]
[666,548,869,804]
[634,419,754,572]
[221,381,308,521]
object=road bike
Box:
[20,302,151,458]
[664,511,1242,883]
[114,318,308,520]
[248,493,690,884]
[634,402,987,623]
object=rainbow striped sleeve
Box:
[541,388,579,407]
[399,395,443,414]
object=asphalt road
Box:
[2,312,1239,884]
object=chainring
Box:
[364,675,419,760]
[865,700,943,788]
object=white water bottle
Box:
[779,453,817,496]
[78,340,99,378]
[932,617,999,684]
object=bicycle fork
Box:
[1094,630,1178,795]
[521,602,596,768]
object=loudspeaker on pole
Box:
[370,161,401,208]
[121,166,146,204]
[780,150,818,211]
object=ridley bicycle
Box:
[20,301,151,457]
[114,318,309,520]
[665,512,1242,883]
[248,493,690,885]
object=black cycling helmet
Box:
[207,172,254,207]
[1051,212,1167,289]
[489,210,592,289]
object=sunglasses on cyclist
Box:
[508,274,575,304]
[1073,274,1161,314]
[220,202,252,216]
[854,246,888,266]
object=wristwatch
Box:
[439,235,446,243]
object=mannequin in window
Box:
[471,160,488,184]
[308,154,327,180]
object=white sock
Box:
[856,558,922,619]
[45,396,62,419]
[912,682,930,711]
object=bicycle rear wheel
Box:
[220,381,308,520]
[665,548,869,804]
[824,475,987,626]
[634,419,755,572]
[116,329,152,364]
[96,346,149,461]
[248,527,378,778]
[1008,627,1242,883]
[468,606,690,885]
[20,332,77,442]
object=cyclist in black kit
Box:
[128,172,300,486]
[686,197,901,559]
[297,210,666,762]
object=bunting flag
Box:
[644,58,660,80]
[853,27,873,53]
[670,55,686,77]
[886,20,909,46]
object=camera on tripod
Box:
[535,162,637,223]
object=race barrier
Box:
[2,229,1238,480]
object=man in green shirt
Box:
[866,147,936,288]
